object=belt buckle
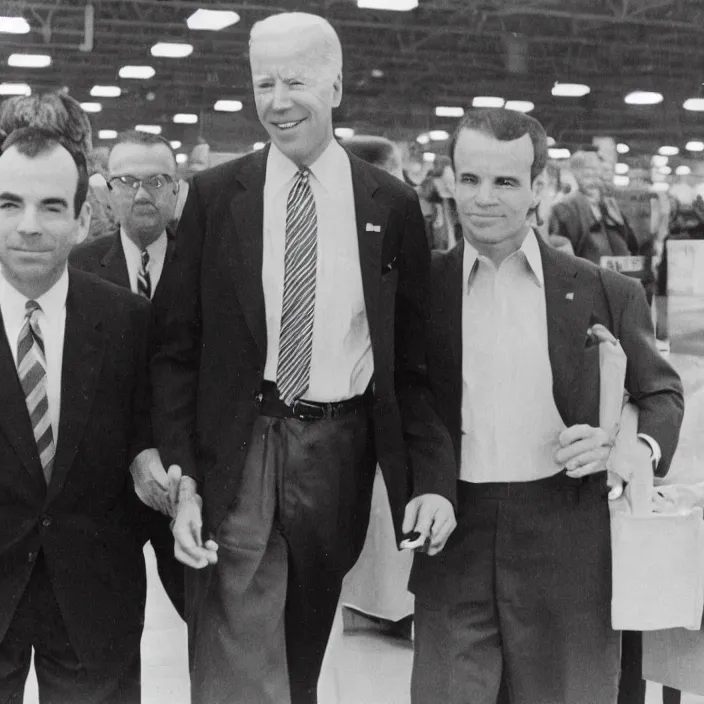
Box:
[291,398,325,421]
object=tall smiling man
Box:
[151,12,456,704]
[409,109,684,704]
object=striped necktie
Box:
[137,249,151,299]
[17,300,55,484]
[276,168,318,405]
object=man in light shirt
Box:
[151,11,456,704]
[409,108,684,704]
[0,128,153,701]
[70,130,185,619]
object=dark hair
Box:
[110,130,177,165]
[340,135,401,176]
[449,108,548,183]
[1,127,89,216]
[0,91,92,156]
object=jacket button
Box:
[41,516,52,527]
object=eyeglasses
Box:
[107,174,175,192]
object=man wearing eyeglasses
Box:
[70,130,185,619]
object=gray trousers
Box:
[188,410,376,704]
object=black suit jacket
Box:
[150,146,456,539]
[69,226,176,290]
[0,269,152,668]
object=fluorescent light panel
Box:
[614,163,629,175]
[98,129,117,139]
[214,99,242,112]
[334,127,355,138]
[652,155,668,167]
[173,113,198,124]
[357,0,418,9]
[80,102,102,113]
[472,96,505,108]
[187,9,240,30]
[552,82,590,97]
[617,143,630,154]
[625,91,663,105]
[686,140,704,152]
[505,100,534,113]
[683,98,704,111]
[416,133,430,145]
[135,124,161,135]
[659,146,679,156]
[253,142,266,151]
[548,147,571,159]
[119,65,155,79]
[659,166,672,175]
[8,53,50,68]
[151,42,193,58]
[676,165,691,176]
[170,140,182,149]
[435,106,464,117]
[0,16,30,34]
[0,82,31,95]
[90,85,121,97]
[613,175,630,187]
[429,129,449,141]
[652,182,669,193]
[176,153,188,164]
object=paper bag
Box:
[604,341,704,631]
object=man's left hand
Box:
[556,424,613,478]
[402,494,456,556]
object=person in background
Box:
[152,12,456,704]
[418,155,461,251]
[411,108,683,704]
[70,129,185,619]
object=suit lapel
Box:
[539,236,597,424]
[100,234,130,288]
[46,271,105,505]
[0,314,46,489]
[442,241,464,377]
[228,148,268,358]
[349,155,388,347]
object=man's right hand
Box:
[172,477,219,569]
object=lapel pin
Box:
[366,223,381,233]
[566,292,574,300]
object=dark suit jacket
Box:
[0,269,151,668]
[409,236,684,598]
[69,226,176,290]
[150,146,456,541]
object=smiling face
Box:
[250,28,342,167]
[453,128,540,264]
[0,144,90,298]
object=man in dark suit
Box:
[409,109,684,704]
[0,128,154,702]
[151,11,456,704]
[70,130,184,618]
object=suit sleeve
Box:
[395,193,457,505]
[129,298,154,463]
[617,278,684,476]
[149,176,205,483]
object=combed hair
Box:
[0,91,92,156]
[1,126,89,216]
[449,108,548,183]
[110,129,177,165]
[249,12,343,77]
[340,135,398,171]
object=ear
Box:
[74,200,92,246]
[331,72,343,109]
[531,174,544,211]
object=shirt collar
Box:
[463,228,544,292]
[266,139,348,196]
[120,228,168,262]
[0,265,69,322]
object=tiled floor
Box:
[22,296,704,703]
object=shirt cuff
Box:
[637,433,662,470]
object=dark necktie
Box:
[137,249,151,299]
[17,300,55,484]
[276,168,318,405]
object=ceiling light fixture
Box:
[547,137,556,147]
[334,127,355,138]
[658,145,679,156]
[119,65,155,79]
[624,91,663,105]
[613,175,630,187]
[505,100,534,113]
[651,182,670,193]
[170,140,182,149]
[214,99,243,112]
[253,142,266,151]
[0,16,30,34]
[658,166,672,175]
[90,85,121,98]
[8,53,51,68]
[429,129,450,141]
[548,147,571,159]
[371,69,384,78]
[652,155,668,167]
[416,133,430,145]
[683,98,704,111]
[173,113,198,124]
[0,82,31,96]
[676,165,691,176]
[357,0,418,10]
[151,42,193,58]
[472,96,505,108]
[435,106,464,118]
[80,102,102,113]
[552,82,590,97]
[617,143,630,154]
[176,153,188,164]
[422,152,436,162]
[187,9,240,30]
[614,163,629,175]
[686,140,704,152]
[135,124,161,135]
[98,129,117,139]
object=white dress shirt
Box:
[262,141,373,402]
[120,228,168,297]
[0,267,68,443]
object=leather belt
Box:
[259,381,367,421]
